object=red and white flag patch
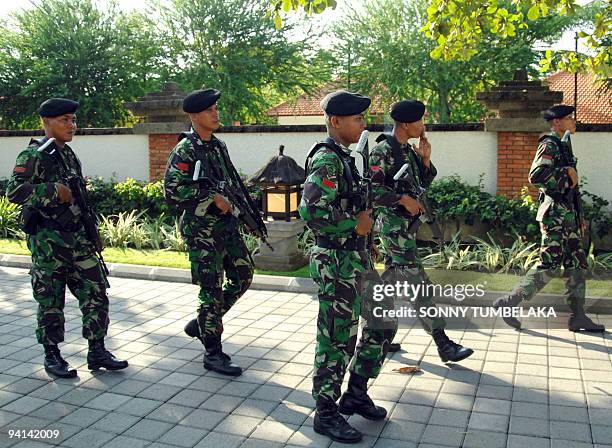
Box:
[322,179,336,189]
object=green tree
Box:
[0,0,166,129]
[157,0,331,124]
[331,0,590,123]
[271,0,610,82]
[422,0,610,82]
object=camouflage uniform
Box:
[506,131,587,305]
[6,139,109,345]
[164,131,253,350]
[369,134,444,333]
[299,138,397,402]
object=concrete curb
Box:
[1,253,610,312]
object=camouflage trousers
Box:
[380,226,446,333]
[310,245,397,402]
[185,215,253,351]
[27,228,109,345]
[509,204,587,305]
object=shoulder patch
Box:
[322,179,336,189]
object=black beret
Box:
[542,104,574,121]
[183,89,221,113]
[390,100,425,123]
[38,98,79,117]
[320,90,371,116]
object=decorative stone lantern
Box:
[249,145,305,222]
[250,145,307,271]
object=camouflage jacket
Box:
[6,138,90,246]
[369,134,436,221]
[164,131,236,236]
[529,131,573,193]
[299,138,362,240]
[7,138,83,210]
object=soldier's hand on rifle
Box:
[56,184,73,203]
[567,167,578,188]
[213,193,232,214]
[355,210,374,236]
[398,195,424,216]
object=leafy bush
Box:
[86,177,167,217]
[0,197,23,239]
[419,233,612,275]
[427,175,540,242]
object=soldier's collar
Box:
[192,130,218,148]
[329,137,351,154]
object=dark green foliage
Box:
[0,0,166,128]
[86,177,168,218]
[160,0,331,124]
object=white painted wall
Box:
[218,130,499,194]
[0,134,149,181]
[1,130,609,203]
[277,115,325,125]
[571,133,612,202]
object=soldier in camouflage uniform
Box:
[6,98,128,378]
[299,90,397,444]
[164,89,253,376]
[369,100,474,362]
[494,105,604,332]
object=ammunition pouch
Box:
[21,207,40,235]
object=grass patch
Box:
[0,238,310,277]
[1,238,610,296]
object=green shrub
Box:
[86,177,167,218]
[427,175,540,242]
[0,197,22,239]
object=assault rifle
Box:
[393,162,444,242]
[192,160,273,252]
[66,175,110,279]
[354,130,373,251]
[561,130,584,238]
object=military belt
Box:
[315,235,366,251]
[540,191,572,207]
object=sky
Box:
[0,0,592,53]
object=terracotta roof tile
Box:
[268,81,387,117]
[545,71,612,124]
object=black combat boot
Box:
[43,345,77,378]
[184,318,203,343]
[203,344,242,376]
[87,339,129,371]
[492,294,523,329]
[568,302,605,332]
[314,396,362,444]
[387,342,401,353]
[432,330,474,363]
[338,373,387,420]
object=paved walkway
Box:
[0,266,610,448]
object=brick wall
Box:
[496,132,540,198]
[149,133,179,181]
